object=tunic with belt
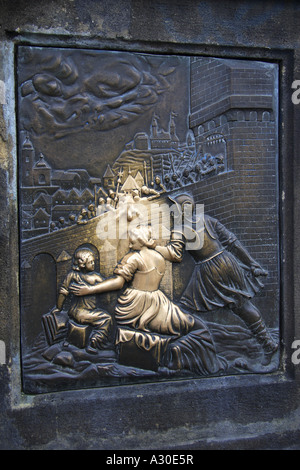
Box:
[177,215,264,312]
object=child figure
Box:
[52,247,114,353]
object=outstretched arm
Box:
[230,240,268,276]
[156,231,186,263]
[213,217,268,277]
[70,275,125,296]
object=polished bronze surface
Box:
[18,47,279,393]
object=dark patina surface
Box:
[0,0,299,450]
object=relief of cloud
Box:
[19,49,177,138]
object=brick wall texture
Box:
[185,57,279,325]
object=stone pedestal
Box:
[0,0,300,452]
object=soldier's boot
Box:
[249,319,278,365]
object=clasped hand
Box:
[69,280,90,296]
[251,264,268,277]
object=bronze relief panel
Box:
[17,46,280,393]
